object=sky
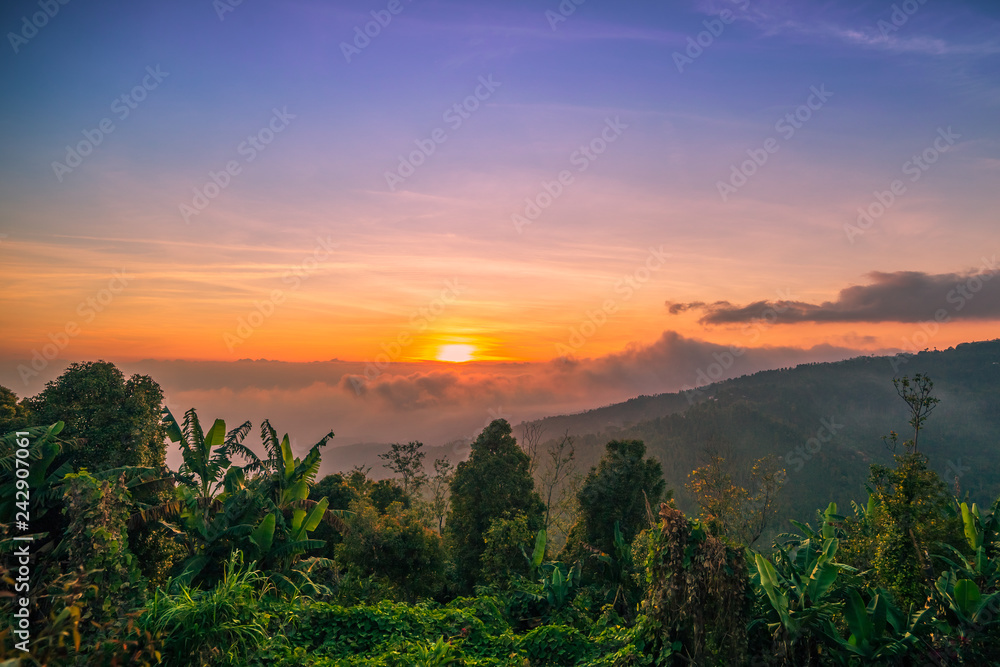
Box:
[1,0,998,460]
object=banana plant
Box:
[934,570,1000,628]
[136,409,342,593]
[542,560,582,610]
[754,504,857,660]
[163,406,252,528]
[523,528,546,580]
[928,501,1000,610]
[831,587,932,664]
[596,521,642,620]
[0,422,71,528]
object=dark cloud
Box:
[671,264,999,324]
[666,301,705,314]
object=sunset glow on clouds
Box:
[1,0,998,449]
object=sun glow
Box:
[436,344,476,363]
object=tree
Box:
[686,452,785,546]
[843,374,963,607]
[538,432,577,552]
[479,511,534,588]
[370,478,410,514]
[446,419,544,592]
[884,373,940,454]
[0,386,31,435]
[25,361,167,471]
[427,458,454,534]
[569,439,666,556]
[336,497,446,602]
[519,422,545,478]
[378,441,427,498]
[26,362,174,586]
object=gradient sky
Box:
[1,0,998,452]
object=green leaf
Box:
[291,508,307,535]
[250,513,276,554]
[755,553,792,631]
[961,502,982,551]
[954,579,982,617]
[281,434,295,479]
[203,419,227,454]
[301,497,329,536]
[841,589,873,654]
[287,479,309,503]
[162,407,183,443]
[531,529,546,570]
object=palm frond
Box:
[259,420,281,468]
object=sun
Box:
[436,344,476,363]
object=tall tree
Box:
[446,419,544,591]
[570,439,666,555]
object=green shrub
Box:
[144,552,277,666]
[519,624,588,665]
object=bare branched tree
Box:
[538,431,578,551]
[519,422,545,478]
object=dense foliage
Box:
[2,351,1000,666]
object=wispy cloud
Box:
[694,0,1000,57]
